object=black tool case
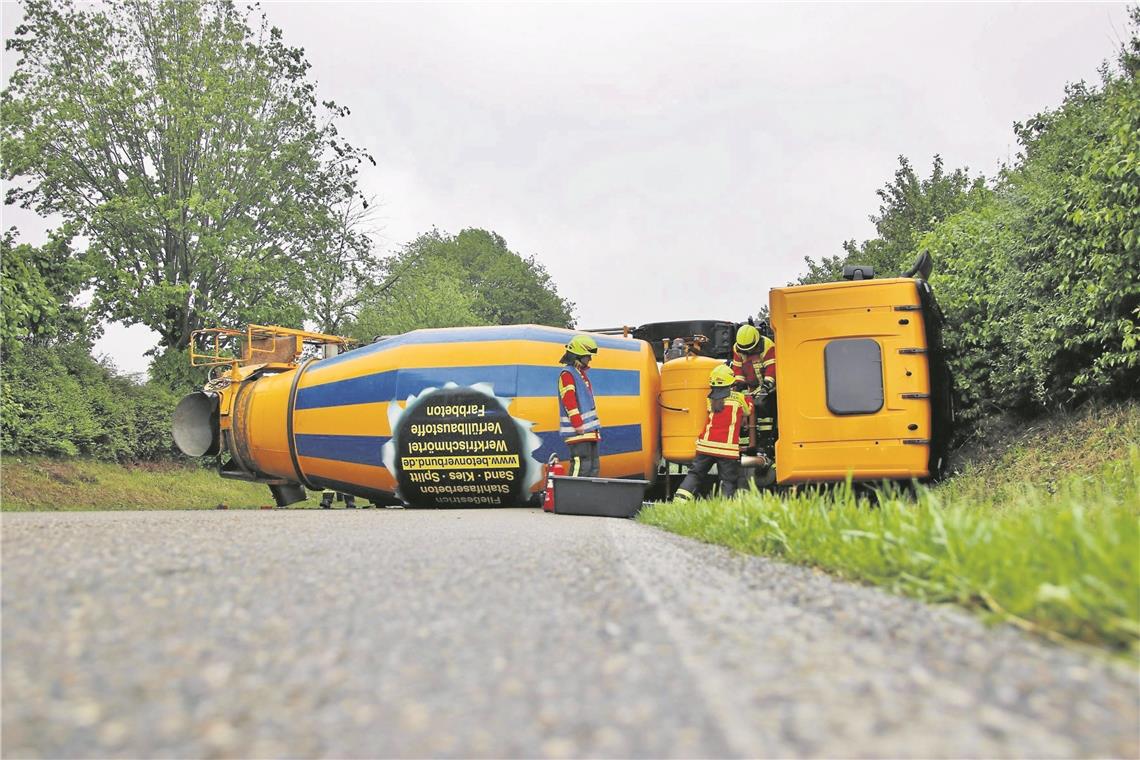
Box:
[551,476,650,518]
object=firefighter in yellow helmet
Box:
[557,334,601,477]
[732,322,777,459]
[674,364,753,501]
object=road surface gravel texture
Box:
[2,510,1137,759]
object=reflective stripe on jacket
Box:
[696,391,752,459]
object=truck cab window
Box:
[824,338,884,415]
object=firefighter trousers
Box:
[675,454,741,501]
[567,440,600,478]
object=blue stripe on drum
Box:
[293,424,643,468]
[310,325,643,374]
[533,424,643,461]
[295,433,390,468]
[296,365,640,410]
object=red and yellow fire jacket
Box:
[695,390,753,459]
[731,336,776,390]
[558,366,601,443]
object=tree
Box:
[1069,11,1140,394]
[793,12,1139,434]
[0,226,92,352]
[2,0,374,378]
[348,254,489,340]
[301,194,383,334]
[918,12,1140,426]
[347,228,575,340]
[798,156,986,285]
[2,340,179,460]
[414,228,575,327]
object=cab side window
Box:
[824,338,884,415]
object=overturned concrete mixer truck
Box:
[173,257,953,507]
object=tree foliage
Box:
[347,228,575,340]
[2,0,376,366]
[798,155,986,285]
[928,33,1138,424]
[1,342,179,461]
[803,12,1140,431]
[302,194,381,334]
[425,228,575,328]
[348,255,489,340]
[0,226,91,351]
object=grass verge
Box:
[0,457,322,510]
[943,401,1140,505]
[639,447,1140,655]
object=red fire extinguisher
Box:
[544,455,566,512]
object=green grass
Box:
[0,457,323,511]
[640,445,1140,655]
[943,401,1140,505]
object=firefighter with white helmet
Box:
[557,334,601,477]
[674,364,753,501]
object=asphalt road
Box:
[2,509,1137,759]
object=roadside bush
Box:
[1,342,179,461]
[925,61,1139,424]
[801,13,1140,433]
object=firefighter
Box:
[674,364,753,501]
[319,490,357,509]
[557,334,601,477]
[731,322,777,458]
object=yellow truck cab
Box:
[770,270,952,485]
[648,256,953,493]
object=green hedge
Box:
[926,63,1140,425]
[1,342,179,461]
[799,17,1140,432]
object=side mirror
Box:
[842,264,875,281]
[902,250,934,280]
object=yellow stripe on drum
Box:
[513,395,645,427]
[300,340,597,387]
[598,451,652,481]
[293,402,392,437]
[508,396,555,428]
[239,368,297,483]
[591,397,645,428]
[639,346,661,477]
[297,456,396,493]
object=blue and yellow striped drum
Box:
[230,325,660,507]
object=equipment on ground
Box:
[543,455,566,512]
[549,476,650,518]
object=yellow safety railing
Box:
[190,325,357,368]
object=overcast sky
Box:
[1,1,1133,376]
